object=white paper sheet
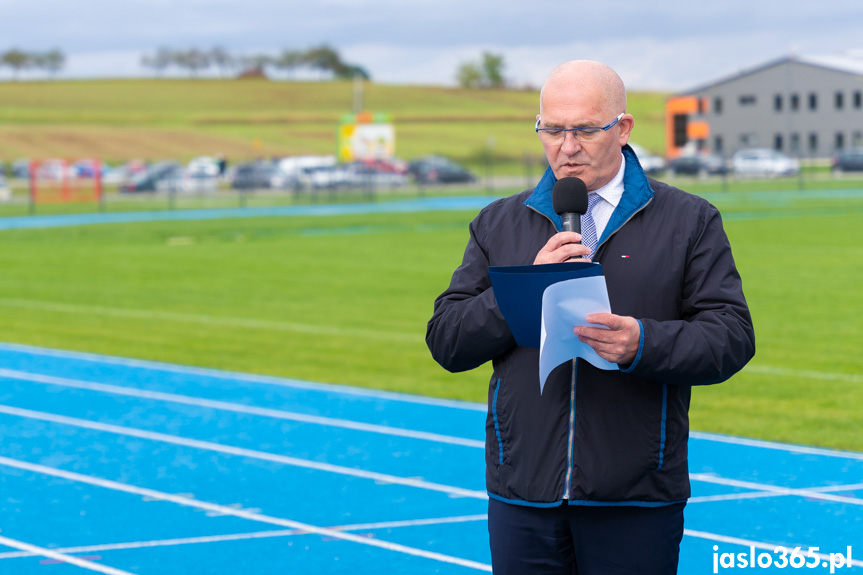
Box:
[539,276,619,393]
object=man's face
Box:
[537,83,633,191]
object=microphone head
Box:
[552,177,588,216]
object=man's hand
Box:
[574,313,641,365]
[534,232,591,264]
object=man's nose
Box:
[560,130,583,154]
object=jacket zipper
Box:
[526,194,653,501]
[563,364,576,499]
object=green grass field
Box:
[1,186,862,451]
[0,78,668,172]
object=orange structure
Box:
[665,96,712,159]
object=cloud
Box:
[0,0,861,90]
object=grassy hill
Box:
[0,78,669,171]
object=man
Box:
[426,60,755,574]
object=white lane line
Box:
[0,515,489,561]
[690,474,863,507]
[0,456,492,572]
[688,481,863,504]
[744,364,863,384]
[688,491,788,504]
[689,431,863,462]
[0,369,484,449]
[0,403,487,500]
[0,298,423,343]
[683,529,863,568]
[0,534,135,575]
[0,341,487,412]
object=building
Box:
[665,53,863,160]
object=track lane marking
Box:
[0,514,489,560]
[0,403,487,500]
[0,342,487,412]
[0,455,492,572]
[0,534,135,575]
[0,368,484,448]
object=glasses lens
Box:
[537,127,600,143]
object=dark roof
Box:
[674,53,863,96]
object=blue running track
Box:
[0,342,860,574]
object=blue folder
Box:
[488,261,604,348]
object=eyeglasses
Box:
[535,113,624,143]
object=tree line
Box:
[0,49,65,79]
[457,52,506,89]
[141,45,370,80]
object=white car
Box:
[732,148,800,177]
[180,156,220,194]
[629,143,666,175]
[0,173,11,202]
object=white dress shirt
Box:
[588,153,626,242]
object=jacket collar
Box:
[524,144,655,241]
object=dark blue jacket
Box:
[426,146,755,506]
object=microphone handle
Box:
[561,213,581,236]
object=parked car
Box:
[831,147,863,173]
[408,156,476,184]
[732,148,800,177]
[666,154,729,178]
[344,162,408,188]
[628,143,666,175]
[299,164,354,189]
[179,157,220,193]
[0,173,11,202]
[119,161,183,193]
[231,162,279,190]
[11,159,31,179]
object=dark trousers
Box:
[488,498,685,575]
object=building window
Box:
[739,95,757,106]
[714,135,723,153]
[673,114,688,147]
[741,133,757,147]
[855,91,862,109]
[774,134,783,151]
[774,95,783,112]
[809,133,818,153]
[790,133,801,153]
[809,93,818,111]
[714,97,723,114]
[836,133,845,151]
[836,92,844,110]
[790,94,800,111]
[854,132,863,147]
[697,98,705,115]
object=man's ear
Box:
[618,114,635,145]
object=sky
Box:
[2,0,863,92]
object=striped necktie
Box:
[581,193,602,258]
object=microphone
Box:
[552,177,588,234]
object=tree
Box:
[209,46,234,78]
[303,45,341,79]
[141,47,174,77]
[482,52,505,89]
[457,62,483,89]
[274,49,303,80]
[40,49,66,78]
[1,48,31,80]
[174,48,210,77]
[456,51,507,89]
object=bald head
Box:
[536,60,634,190]
[539,60,627,117]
